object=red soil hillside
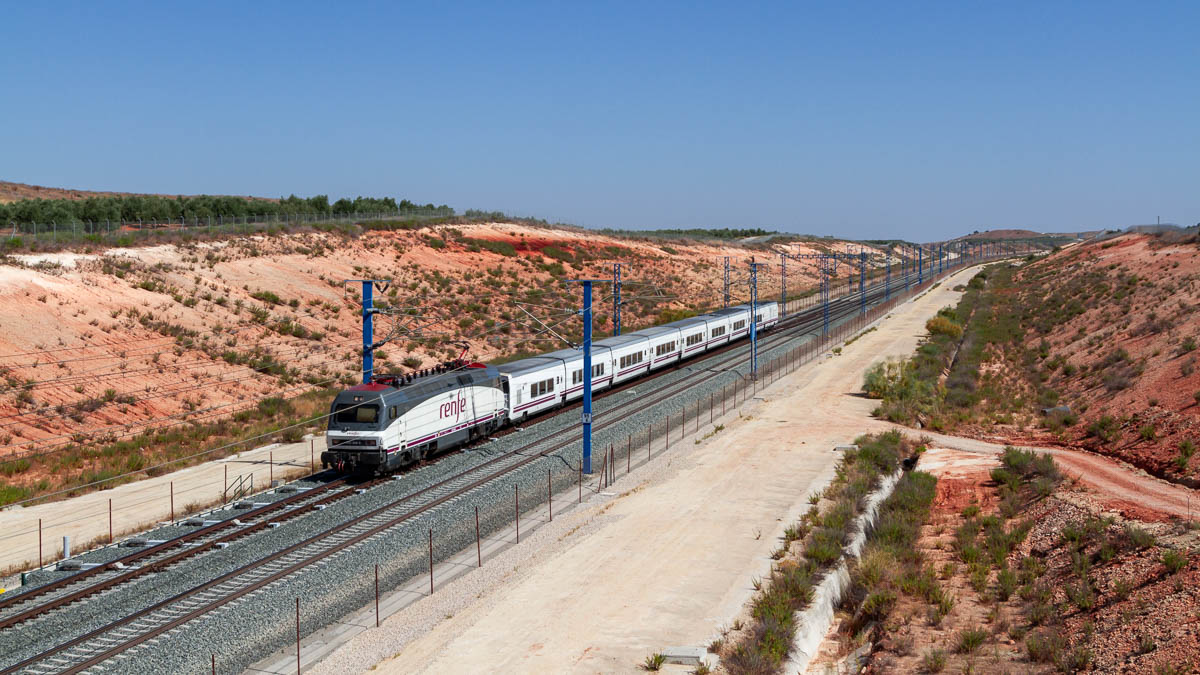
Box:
[953,229,1051,241]
[965,232,1200,484]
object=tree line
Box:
[0,193,453,226]
[600,227,777,239]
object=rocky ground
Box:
[818,446,1200,674]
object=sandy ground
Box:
[306,265,984,674]
[0,435,323,578]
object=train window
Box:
[732,320,746,331]
[592,363,604,377]
[531,378,555,397]
[755,314,762,323]
[711,326,725,338]
[572,369,582,385]
[686,333,703,346]
[335,404,379,424]
[389,406,397,419]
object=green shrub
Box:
[954,627,988,654]
[1126,525,1156,550]
[926,315,963,339]
[1025,631,1065,663]
[1087,415,1120,443]
[1162,549,1188,574]
[921,648,946,673]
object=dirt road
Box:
[913,431,1200,522]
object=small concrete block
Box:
[661,647,706,665]
[833,444,858,453]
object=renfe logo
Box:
[440,392,467,421]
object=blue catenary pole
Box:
[362,281,374,383]
[821,257,831,335]
[723,257,730,308]
[780,254,786,317]
[749,262,759,378]
[885,253,891,301]
[612,263,622,336]
[582,280,594,474]
[859,251,866,315]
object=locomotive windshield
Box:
[334,403,379,424]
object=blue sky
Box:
[2,2,1196,240]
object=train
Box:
[322,301,779,473]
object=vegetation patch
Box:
[723,431,914,673]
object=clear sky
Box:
[2,2,1196,240]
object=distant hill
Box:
[0,180,273,204]
[951,228,1063,241]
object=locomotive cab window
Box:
[389,406,398,419]
[335,403,379,424]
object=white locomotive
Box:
[323,302,778,473]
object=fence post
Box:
[515,485,520,543]
[38,518,42,568]
[170,481,174,522]
[375,564,380,628]
[109,499,113,544]
[476,506,482,566]
[428,528,434,594]
[547,469,552,522]
[295,597,301,675]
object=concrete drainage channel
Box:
[781,466,906,674]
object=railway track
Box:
[2,265,969,674]
[0,476,387,631]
